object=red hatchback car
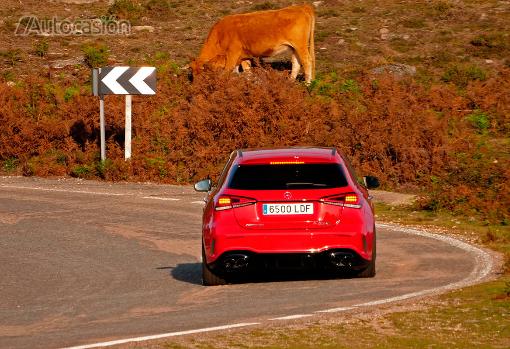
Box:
[194,147,379,286]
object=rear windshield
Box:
[228,164,348,190]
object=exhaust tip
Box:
[329,251,354,268]
[223,254,250,272]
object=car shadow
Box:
[164,263,356,286]
[159,263,203,285]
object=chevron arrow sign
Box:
[94,66,157,95]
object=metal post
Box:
[125,95,132,160]
[99,95,106,161]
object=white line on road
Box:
[0,185,127,196]
[0,185,212,208]
[141,196,180,201]
[312,223,494,313]
[315,306,355,313]
[269,314,314,320]
[61,323,261,349]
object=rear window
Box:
[228,164,348,190]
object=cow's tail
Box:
[308,6,316,80]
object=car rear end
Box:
[201,148,376,283]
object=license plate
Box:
[262,203,314,215]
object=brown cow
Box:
[190,4,315,83]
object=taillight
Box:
[320,193,362,209]
[215,195,256,211]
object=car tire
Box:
[357,230,376,278]
[202,244,227,286]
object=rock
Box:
[485,59,494,64]
[402,34,410,40]
[133,26,155,33]
[480,13,488,20]
[371,63,417,77]
[379,27,390,40]
[337,38,345,45]
[313,1,323,7]
[49,57,82,69]
[6,81,16,87]
[319,47,327,50]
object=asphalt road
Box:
[0,177,492,349]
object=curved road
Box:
[0,177,492,349]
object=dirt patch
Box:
[103,224,200,259]
[0,211,22,225]
[0,314,71,337]
[370,190,416,206]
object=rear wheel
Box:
[357,231,376,278]
[202,243,227,286]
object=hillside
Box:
[0,0,509,223]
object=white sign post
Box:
[125,95,132,160]
[92,66,156,161]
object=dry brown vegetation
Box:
[0,65,508,223]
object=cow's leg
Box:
[224,52,242,74]
[241,60,252,72]
[293,45,312,84]
[290,53,301,80]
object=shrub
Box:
[145,0,170,11]
[0,49,23,66]
[64,86,80,102]
[71,165,92,178]
[0,67,508,223]
[251,2,277,11]
[82,44,109,68]
[3,157,18,172]
[442,65,487,88]
[318,8,340,18]
[33,40,49,57]
[107,0,142,20]
[466,110,490,133]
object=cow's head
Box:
[189,55,227,81]
[188,59,201,82]
[189,59,202,76]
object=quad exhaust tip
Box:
[223,254,250,271]
[329,251,354,268]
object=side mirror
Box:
[194,179,212,192]
[363,176,380,189]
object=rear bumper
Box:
[204,228,374,264]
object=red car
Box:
[194,147,379,286]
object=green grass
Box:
[2,157,18,172]
[161,278,509,348]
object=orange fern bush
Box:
[0,67,508,222]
